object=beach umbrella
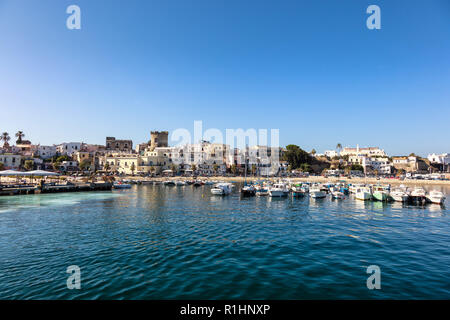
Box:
[26,170,60,176]
[0,170,23,176]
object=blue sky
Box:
[0,0,449,156]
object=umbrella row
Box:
[0,170,60,176]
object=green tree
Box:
[149,166,155,175]
[212,164,219,175]
[15,131,25,144]
[230,164,237,175]
[282,145,315,170]
[104,162,111,172]
[310,148,316,155]
[251,164,257,176]
[336,143,342,154]
[191,164,197,173]
[130,162,136,175]
[79,159,91,171]
[24,160,34,171]
[0,162,5,171]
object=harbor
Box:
[0,182,448,299]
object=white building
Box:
[57,143,83,156]
[60,160,79,171]
[0,154,22,169]
[362,157,392,175]
[324,150,338,158]
[428,153,450,165]
[37,145,57,159]
[340,145,387,157]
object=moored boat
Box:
[426,190,446,205]
[211,183,233,195]
[355,187,372,201]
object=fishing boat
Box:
[309,185,326,198]
[426,190,446,204]
[291,184,306,197]
[355,187,372,200]
[390,188,409,202]
[211,183,233,195]
[113,181,132,189]
[372,185,391,202]
[269,183,289,197]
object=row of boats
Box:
[112,179,446,205]
[240,181,446,205]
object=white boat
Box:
[331,191,345,199]
[163,180,176,186]
[269,183,289,197]
[113,182,132,189]
[410,187,427,204]
[355,187,372,200]
[309,186,326,198]
[211,183,233,195]
[426,190,446,204]
[175,180,186,186]
[390,188,409,202]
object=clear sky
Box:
[0,0,449,156]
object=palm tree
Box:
[1,132,10,147]
[15,131,25,144]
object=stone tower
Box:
[149,131,168,151]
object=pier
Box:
[0,182,113,196]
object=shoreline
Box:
[118,175,450,187]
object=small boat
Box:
[426,190,446,204]
[175,180,186,186]
[211,183,233,195]
[269,183,289,197]
[331,191,345,199]
[241,184,256,196]
[309,185,326,199]
[390,188,409,202]
[410,187,426,204]
[193,180,204,187]
[113,181,132,189]
[291,184,306,197]
[372,185,391,202]
[163,180,176,186]
[355,187,372,200]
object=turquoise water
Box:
[0,184,449,299]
